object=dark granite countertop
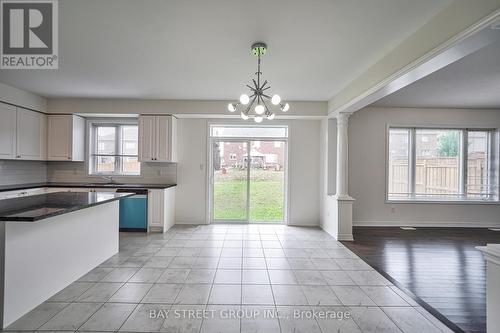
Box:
[0,182,177,192]
[0,192,134,222]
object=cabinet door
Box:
[164,187,175,231]
[47,115,72,160]
[139,116,156,162]
[147,189,164,227]
[0,102,17,159]
[155,116,171,162]
[16,108,46,160]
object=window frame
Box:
[386,125,499,204]
[87,119,141,176]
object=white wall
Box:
[349,106,500,227]
[288,119,321,226]
[175,118,208,224]
[319,118,339,234]
[175,118,322,226]
[0,82,47,112]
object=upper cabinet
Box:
[0,102,46,160]
[16,108,47,160]
[47,114,85,161]
[0,103,17,159]
[139,115,177,162]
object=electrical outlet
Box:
[390,206,396,214]
[200,164,204,170]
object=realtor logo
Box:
[1,0,58,69]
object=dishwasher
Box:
[116,188,148,231]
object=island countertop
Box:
[0,191,133,222]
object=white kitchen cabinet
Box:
[147,187,175,232]
[47,114,85,161]
[0,102,46,160]
[138,115,156,162]
[0,103,17,159]
[16,108,47,160]
[139,115,177,162]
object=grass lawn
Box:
[213,169,284,221]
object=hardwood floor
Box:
[342,227,500,333]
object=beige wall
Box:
[349,106,500,227]
[175,118,322,226]
[48,98,327,117]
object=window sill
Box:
[387,198,499,205]
[87,174,142,178]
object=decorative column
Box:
[333,112,354,240]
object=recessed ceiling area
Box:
[372,39,500,109]
[0,0,452,100]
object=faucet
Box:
[101,175,116,184]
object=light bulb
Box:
[241,112,249,120]
[255,104,265,115]
[267,113,275,120]
[271,94,281,105]
[239,94,250,105]
[227,103,236,112]
[254,116,263,123]
[281,102,290,112]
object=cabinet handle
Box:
[17,155,21,158]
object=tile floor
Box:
[5,224,453,333]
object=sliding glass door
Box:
[248,140,285,222]
[212,140,249,221]
[210,126,287,223]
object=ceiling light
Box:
[227,42,289,122]
[255,104,265,115]
[271,95,281,105]
[239,94,250,105]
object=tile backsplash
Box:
[46,161,177,184]
[0,160,176,185]
[0,160,47,185]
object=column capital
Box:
[335,112,351,126]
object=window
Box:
[89,122,140,175]
[387,127,499,201]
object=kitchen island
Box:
[0,191,132,328]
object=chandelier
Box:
[227,42,289,122]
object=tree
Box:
[438,131,459,157]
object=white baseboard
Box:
[174,220,208,225]
[287,220,320,227]
[353,220,500,228]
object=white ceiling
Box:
[0,0,452,100]
[373,40,500,109]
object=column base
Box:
[323,195,355,241]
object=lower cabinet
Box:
[147,187,175,233]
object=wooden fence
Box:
[389,157,488,197]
